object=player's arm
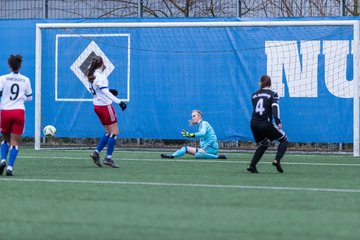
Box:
[24,94,33,102]
[100,87,121,104]
[95,77,120,103]
[194,122,207,137]
[24,79,33,102]
[272,93,282,127]
[100,87,127,111]
[181,130,194,138]
[96,75,127,110]
[0,76,4,97]
[109,89,118,96]
[181,122,207,138]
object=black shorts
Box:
[250,122,286,143]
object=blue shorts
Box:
[200,145,218,155]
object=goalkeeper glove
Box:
[119,101,127,111]
[109,89,118,96]
[181,130,195,138]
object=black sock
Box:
[250,145,268,167]
[275,139,288,162]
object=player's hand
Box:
[277,123,282,130]
[109,89,118,96]
[119,101,127,111]
[181,130,195,138]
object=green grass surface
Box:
[0,149,359,240]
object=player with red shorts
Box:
[0,55,32,176]
[86,56,127,168]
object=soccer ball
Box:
[43,125,56,137]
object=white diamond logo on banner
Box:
[70,41,115,91]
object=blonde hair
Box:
[192,110,203,118]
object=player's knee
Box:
[195,152,205,159]
[2,134,10,142]
[109,131,119,136]
[109,134,118,140]
[180,146,188,153]
[279,138,288,152]
[259,139,271,147]
[10,145,19,150]
[279,136,288,145]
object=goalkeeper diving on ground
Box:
[161,110,227,159]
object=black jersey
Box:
[251,88,281,126]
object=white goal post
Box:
[35,20,360,156]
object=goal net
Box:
[35,20,360,155]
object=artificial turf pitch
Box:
[0,149,359,240]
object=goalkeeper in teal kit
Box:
[161,110,227,159]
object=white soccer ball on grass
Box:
[43,125,56,137]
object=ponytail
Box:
[86,56,103,83]
[259,75,271,88]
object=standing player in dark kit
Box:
[247,75,288,173]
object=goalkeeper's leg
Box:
[172,146,187,157]
[194,152,218,159]
[194,147,224,159]
[161,146,195,158]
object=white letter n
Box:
[265,41,320,97]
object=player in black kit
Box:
[247,75,288,173]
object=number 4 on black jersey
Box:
[251,88,281,126]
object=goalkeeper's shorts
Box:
[201,145,218,155]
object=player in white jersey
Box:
[0,55,32,176]
[86,56,127,168]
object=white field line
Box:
[27,148,355,157]
[18,156,360,167]
[0,178,359,193]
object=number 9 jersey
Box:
[0,72,32,110]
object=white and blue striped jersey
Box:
[194,120,219,150]
[0,72,32,110]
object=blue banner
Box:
[0,18,357,143]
